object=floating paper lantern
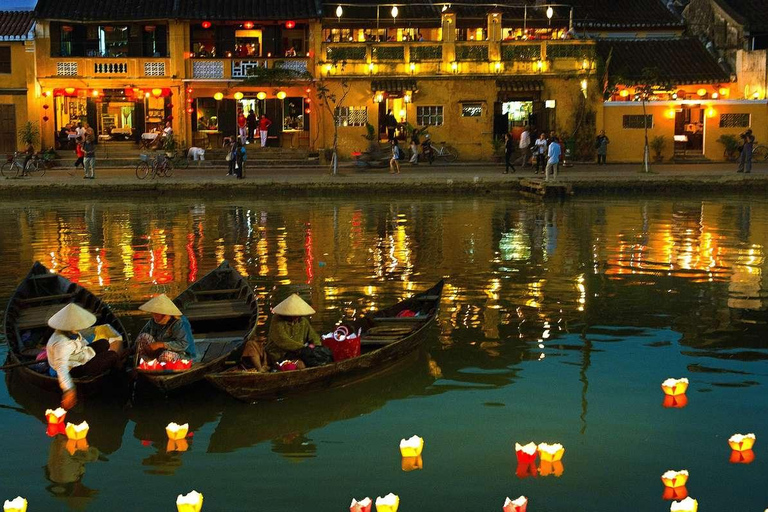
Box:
[670,496,698,512]
[661,378,689,396]
[538,460,564,477]
[176,491,203,512]
[503,496,527,512]
[663,486,688,501]
[45,407,67,425]
[729,433,756,451]
[401,455,422,472]
[515,461,537,479]
[139,358,160,370]
[729,449,755,464]
[663,395,688,409]
[46,423,65,437]
[515,442,537,464]
[167,439,189,453]
[399,435,424,457]
[537,443,564,462]
[65,439,89,456]
[166,422,189,441]
[3,497,27,512]
[350,497,372,512]
[65,421,89,441]
[661,470,689,488]
[375,493,399,512]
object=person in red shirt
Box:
[258,114,272,147]
[74,138,85,171]
[237,112,247,145]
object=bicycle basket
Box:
[139,154,150,162]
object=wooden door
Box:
[0,104,16,154]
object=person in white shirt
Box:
[45,303,119,409]
[534,132,548,174]
[545,136,562,181]
[516,126,531,167]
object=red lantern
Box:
[43,104,49,110]
[202,21,211,29]
[187,107,194,114]
[43,116,49,122]
[305,98,310,103]
[243,21,254,29]
[305,87,311,94]
[144,25,156,32]
[187,98,193,104]
[304,108,311,114]
[62,25,74,32]
[167,103,173,109]
[186,87,194,94]
[285,20,296,29]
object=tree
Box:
[18,121,40,148]
[315,78,350,176]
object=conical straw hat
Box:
[47,303,97,331]
[139,294,183,317]
[272,294,315,316]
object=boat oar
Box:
[0,358,45,371]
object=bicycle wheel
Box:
[1,161,18,178]
[443,147,458,163]
[752,145,768,162]
[26,159,45,177]
[174,155,189,169]
[135,161,150,179]
[161,159,174,177]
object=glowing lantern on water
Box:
[167,439,189,453]
[538,460,564,477]
[3,497,27,512]
[375,493,399,512]
[537,442,564,462]
[46,423,65,437]
[661,470,689,488]
[350,498,372,512]
[729,433,756,451]
[663,395,688,409]
[65,438,89,456]
[399,435,424,457]
[256,91,267,100]
[401,455,423,472]
[214,92,224,101]
[276,91,287,100]
[503,496,528,512]
[65,421,89,441]
[233,92,244,100]
[670,496,698,512]
[166,422,189,441]
[515,442,537,464]
[662,486,688,501]
[661,378,689,396]
[45,407,67,425]
[176,491,203,512]
[729,449,755,464]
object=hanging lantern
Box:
[256,91,267,100]
[350,497,372,512]
[304,108,311,114]
[729,433,756,451]
[201,21,211,29]
[696,88,707,97]
[62,25,74,32]
[276,91,287,100]
[151,88,162,97]
[43,104,49,110]
[374,494,399,512]
[546,6,554,19]
[43,116,50,122]
[214,92,224,101]
[391,6,399,19]
[729,449,755,464]
[619,89,630,98]
[233,92,244,100]
[399,435,424,457]
[286,21,296,29]
[166,422,189,441]
[187,87,194,94]
[64,87,76,95]
[176,491,204,512]
[515,442,537,464]
[537,443,564,462]
[336,5,343,18]
[92,89,100,97]
[42,90,51,98]
[144,25,157,32]
[503,496,528,512]
[187,107,194,114]
[3,497,27,512]
[401,455,423,472]
[65,421,89,441]
[718,87,729,96]
[243,21,254,29]
[661,470,689,488]
[661,378,689,396]
[670,496,698,512]
[538,460,564,477]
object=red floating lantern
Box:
[515,442,537,465]
[202,21,212,29]
[285,20,296,29]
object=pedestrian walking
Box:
[596,130,610,165]
[545,136,561,181]
[234,140,246,179]
[82,136,96,179]
[389,139,402,174]
[534,132,547,174]
[385,110,398,142]
[737,131,753,174]
[258,114,272,147]
[515,125,531,167]
[73,137,85,170]
[503,132,516,174]
[246,110,257,144]
[237,112,248,145]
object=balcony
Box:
[43,58,170,79]
[188,57,310,80]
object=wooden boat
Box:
[3,262,129,396]
[136,261,258,393]
[206,280,444,402]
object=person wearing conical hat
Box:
[136,294,196,364]
[46,303,120,410]
[264,293,324,367]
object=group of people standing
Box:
[237,111,272,147]
[65,122,97,179]
[502,127,564,181]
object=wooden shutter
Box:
[0,104,16,154]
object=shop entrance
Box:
[378,96,408,141]
[674,105,704,155]
[495,93,551,141]
[97,89,138,141]
[0,105,15,154]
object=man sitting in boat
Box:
[265,294,330,369]
[136,294,196,363]
[46,303,120,409]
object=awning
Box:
[371,79,418,92]
[496,79,544,92]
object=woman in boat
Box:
[136,294,196,363]
[46,304,120,409]
[264,294,329,368]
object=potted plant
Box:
[717,134,740,161]
[18,121,40,149]
[650,135,666,163]
[361,122,377,152]
[491,137,504,163]
[163,133,178,157]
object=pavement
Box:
[1,160,767,199]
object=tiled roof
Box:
[497,79,545,92]
[35,0,177,21]
[713,0,768,33]
[598,37,730,85]
[371,79,417,92]
[176,0,322,20]
[0,11,35,40]
[568,0,683,29]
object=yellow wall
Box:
[0,42,36,150]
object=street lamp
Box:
[336,5,343,20]
[391,6,398,22]
[546,5,553,26]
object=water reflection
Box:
[45,435,100,509]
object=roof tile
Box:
[0,10,35,40]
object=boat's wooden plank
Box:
[184,299,252,321]
[200,339,241,363]
[16,305,60,330]
[192,288,241,297]
[17,293,75,305]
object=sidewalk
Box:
[1,161,767,199]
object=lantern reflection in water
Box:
[662,486,688,501]
[167,439,189,453]
[515,461,537,479]
[663,394,688,408]
[401,455,423,472]
[502,496,527,512]
[538,460,564,477]
[350,497,372,512]
[3,497,27,512]
[65,438,89,455]
[729,449,755,464]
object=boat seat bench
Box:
[16,304,64,330]
[17,292,75,305]
[196,336,242,363]
[183,299,252,321]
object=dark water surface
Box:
[0,196,766,511]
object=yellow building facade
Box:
[0,11,36,155]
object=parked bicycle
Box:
[135,153,174,179]
[1,152,46,178]
[423,140,458,164]
[168,148,189,169]
[752,144,768,162]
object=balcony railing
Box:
[189,57,309,79]
[45,58,170,79]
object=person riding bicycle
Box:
[421,134,434,164]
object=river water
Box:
[0,196,766,511]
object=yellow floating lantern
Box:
[3,497,27,512]
[728,433,756,451]
[256,91,267,100]
[213,92,224,101]
[166,422,189,441]
[276,91,287,100]
[401,455,423,472]
[65,421,89,441]
[502,496,528,512]
[167,439,189,453]
[233,92,244,100]
[729,449,755,464]
[176,491,203,512]
[661,378,688,396]
[350,497,372,512]
[538,460,564,477]
[375,493,399,512]
[45,407,67,425]
[670,496,698,512]
[399,435,424,457]
[661,469,689,488]
[537,442,565,462]
[65,438,89,456]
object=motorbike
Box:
[352,143,391,169]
